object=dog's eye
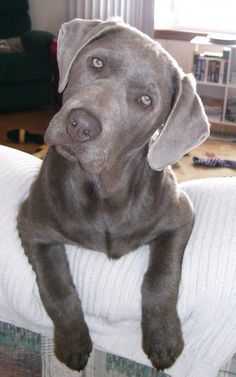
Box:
[138,95,152,108]
[91,57,104,70]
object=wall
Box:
[158,39,195,73]
[28,0,68,36]
[27,0,198,68]
[27,0,214,74]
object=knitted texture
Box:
[0,145,236,377]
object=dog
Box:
[17,18,209,372]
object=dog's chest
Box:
[61,170,161,258]
[67,196,157,259]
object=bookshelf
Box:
[191,36,236,127]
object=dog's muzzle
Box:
[67,109,102,143]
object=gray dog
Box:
[17,19,209,372]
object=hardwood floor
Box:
[0,107,55,154]
[1,107,236,182]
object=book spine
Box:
[196,57,202,81]
[207,60,212,82]
[192,53,199,80]
[218,60,225,84]
[200,59,205,81]
[204,59,209,81]
[215,61,221,83]
[223,61,228,84]
[211,61,216,82]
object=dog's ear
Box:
[147,73,210,170]
[57,19,102,93]
[57,18,123,93]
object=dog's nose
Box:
[67,109,102,142]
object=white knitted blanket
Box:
[1,145,236,377]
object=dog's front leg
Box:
[23,241,92,371]
[141,222,192,371]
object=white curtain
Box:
[68,0,154,37]
[155,0,236,33]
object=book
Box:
[201,96,224,121]
[192,53,228,84]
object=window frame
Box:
[155,29,208,42]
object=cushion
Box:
[21,30,54,51]
[0,81,52,111]
[0,10,31,39]
[0,49,51,84]
[1,145,236,377]
[0,37,24,53]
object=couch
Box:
[1,145,236,377]
[0,0,54,112]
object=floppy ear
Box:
[57,18,124,93]
[147,73,210,171]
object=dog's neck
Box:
[96,147,148,200]
[69,145,154,203]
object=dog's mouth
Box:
[47,113,114,173]
[55,145,77,162]
[55,143,109,174]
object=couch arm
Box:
[21,30,54,51]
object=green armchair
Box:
[0,0,54,112]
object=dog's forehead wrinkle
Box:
[84,33,160,68]
[65,98,81,109]
[128,77,160,92]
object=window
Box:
[155,0,236,33]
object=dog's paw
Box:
[142,316,184,371]
[54,325,92,371]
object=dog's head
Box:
[45,18,209,173]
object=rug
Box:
[0,322,41,377]
[0,321,167,377]
[1,321,236,377]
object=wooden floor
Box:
[1,107,236,182]
[0,107,55,154]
